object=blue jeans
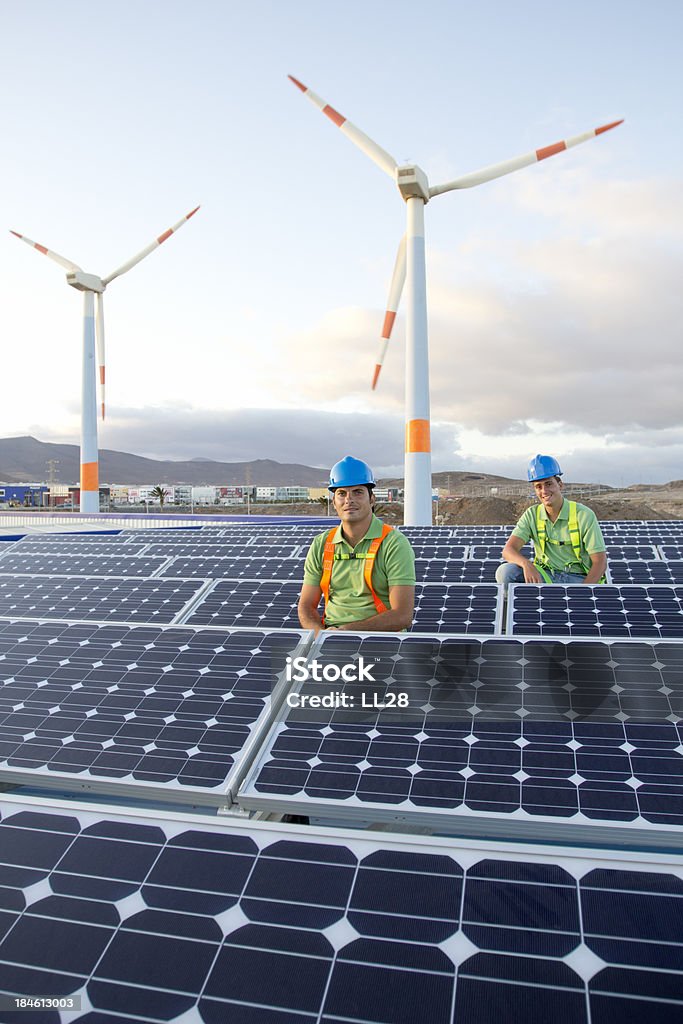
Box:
[495,563,587,589]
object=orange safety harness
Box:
[319,523,393,625]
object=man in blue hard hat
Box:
[298,456,416,635]
[496,454,607,588]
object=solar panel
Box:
[18,534,136,546]
[144,542,301,558]
[0,620,307,805]
[124,531,235,546]
[406,544,469,559]
[0,554,170,578]
[469,544,533,561]
[183,580,302,629]
[161,556,306,580]
[0,575,206,625]
[13,540,149,554]
[413,584,503,634]
[660,545,683,561]
[607,561,683,585]
[1,796,681,1023]
[239,633,683,845]
[415,560,500,583]
[508,584,683,639]
[605,545,661,561]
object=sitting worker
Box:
[496,454,607,587]
[298,456,416,635]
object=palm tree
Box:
[150,485,169,510]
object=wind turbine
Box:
[11,207,199,514]
[288,75,622,525]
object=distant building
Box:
[0,483,49,507]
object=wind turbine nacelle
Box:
[67,271,105,293]
[396,165,430,203]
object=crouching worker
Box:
[496,454,607,589]
[298,456,416,636]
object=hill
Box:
[0,436,328,487]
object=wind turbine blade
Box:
[96,293,106,421]
[288,75,397,179]
[102,206,200,286]
[429,120,624,197]
[372,236,406,390]
[9,230,81,272]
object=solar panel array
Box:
[1,516,681,1018]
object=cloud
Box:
[263,171,683,440]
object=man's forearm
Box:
[298,605,324,634]
[332,607,412,632]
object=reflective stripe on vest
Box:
[534,501,605,582]
[535,500,582,570]
[319,523,393,624]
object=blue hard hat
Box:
[527,454,563,482]
[328,456,376,491]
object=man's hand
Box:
[522,562,544,584]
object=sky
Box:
[1,0,682,486]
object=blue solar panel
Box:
[470,544,533,561]
[660,545,683,561]
[0,575,206,624]
[12,541,148,554]
[184,580,302,629]
[508,585,683,638]
[0,620,307,804]
[145,541,302,559]
[240,633,683,844]
[606,545,661,561]
[406,544,469,559]
[161,556,306,580]
[608,561,683,585]
[18,534,137,546]
[0,554,170,577]
[413,584,503,634]
[1,797,681,1022]
[415,560,500,583]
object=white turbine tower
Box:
[289,75,622,526]
[11,207,199,513]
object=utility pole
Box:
[46,460,59,508]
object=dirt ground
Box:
[243,487,683,526]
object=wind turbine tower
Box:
[289,76,622,525]
[11,207,199,514]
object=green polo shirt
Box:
[303,515,416,626]
[512,500,606,575]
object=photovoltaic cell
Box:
[508,584,683,638]
[239,633,683,843]
[0,575,205,625]
[0,620,305,803]
[0,797,681,1023]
